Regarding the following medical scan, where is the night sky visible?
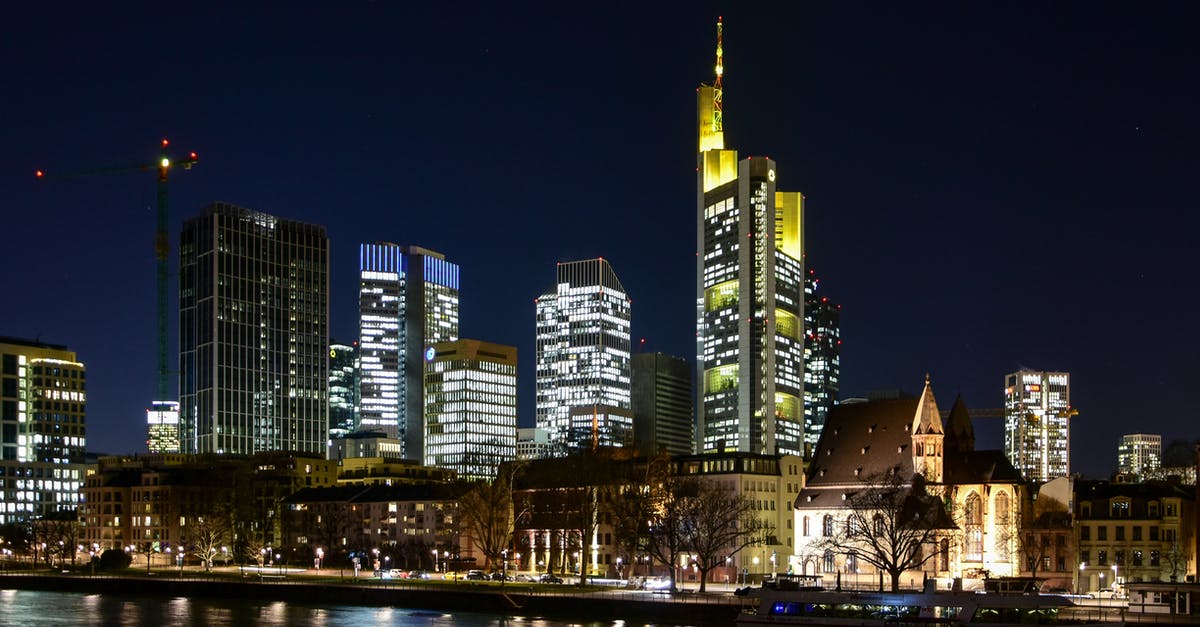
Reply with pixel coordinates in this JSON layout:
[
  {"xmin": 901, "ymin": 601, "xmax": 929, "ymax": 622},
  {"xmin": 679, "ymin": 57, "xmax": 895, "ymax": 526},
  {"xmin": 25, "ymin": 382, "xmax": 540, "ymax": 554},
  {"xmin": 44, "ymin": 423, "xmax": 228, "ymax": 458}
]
[{"xmin": 3, "ymin": 3, "xmax": 1197, "ymax": 479}]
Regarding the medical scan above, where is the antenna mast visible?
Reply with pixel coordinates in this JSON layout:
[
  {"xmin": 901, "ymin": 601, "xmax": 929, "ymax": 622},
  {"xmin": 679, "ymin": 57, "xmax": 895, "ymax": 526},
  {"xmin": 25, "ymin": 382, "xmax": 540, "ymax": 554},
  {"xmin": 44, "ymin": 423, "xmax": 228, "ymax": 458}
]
[{"xmin": 713, "ymin": 16, "xmax": 724, "ymax": 134}]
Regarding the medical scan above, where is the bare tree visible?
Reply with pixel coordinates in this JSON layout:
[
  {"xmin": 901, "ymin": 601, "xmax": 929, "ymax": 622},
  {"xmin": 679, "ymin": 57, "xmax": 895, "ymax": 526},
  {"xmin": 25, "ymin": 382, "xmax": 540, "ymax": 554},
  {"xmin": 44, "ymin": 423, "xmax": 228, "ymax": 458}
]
[
  {"xmin": 459, "ymin": 471, "xmax": 516, "ymax": 571},
  {"xmin": 821, "ymin": 470, "xmax": 955, "ymax": 592},
  {"xmin": 187, "ymin": 515, "xmax": 230, "ymax": 571},
  {"xmin": 644, "ymin": 475, "xmax": 700, "ymax": 593},
  {"xmin": 683, "ymin": 478, "xmax": 773, "ymax": 592}
]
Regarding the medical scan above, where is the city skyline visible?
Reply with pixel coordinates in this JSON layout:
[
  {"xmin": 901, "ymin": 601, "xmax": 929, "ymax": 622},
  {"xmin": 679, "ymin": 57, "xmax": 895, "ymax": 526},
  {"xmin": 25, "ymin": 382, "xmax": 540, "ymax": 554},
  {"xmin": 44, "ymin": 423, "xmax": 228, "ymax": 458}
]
[{"xmin": 3, "ymin": 4, "xmax": 1198, "ymax": 478}]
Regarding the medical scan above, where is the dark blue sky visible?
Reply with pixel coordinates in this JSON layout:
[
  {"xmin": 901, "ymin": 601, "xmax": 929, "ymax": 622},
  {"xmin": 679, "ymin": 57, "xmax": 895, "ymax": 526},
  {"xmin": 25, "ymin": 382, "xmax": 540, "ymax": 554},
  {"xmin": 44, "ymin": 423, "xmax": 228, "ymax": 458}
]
[{"xmin": 3, "ymin": 3, "xmax": 1196, "ymax": 478}]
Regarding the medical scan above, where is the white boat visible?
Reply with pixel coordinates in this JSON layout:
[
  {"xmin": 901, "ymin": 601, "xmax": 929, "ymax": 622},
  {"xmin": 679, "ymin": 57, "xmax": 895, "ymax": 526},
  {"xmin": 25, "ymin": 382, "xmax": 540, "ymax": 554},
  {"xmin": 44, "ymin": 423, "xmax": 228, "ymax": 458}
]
[{"xmin": 737, "ymin": 586, "xmax": 1114, "ymax": 626}]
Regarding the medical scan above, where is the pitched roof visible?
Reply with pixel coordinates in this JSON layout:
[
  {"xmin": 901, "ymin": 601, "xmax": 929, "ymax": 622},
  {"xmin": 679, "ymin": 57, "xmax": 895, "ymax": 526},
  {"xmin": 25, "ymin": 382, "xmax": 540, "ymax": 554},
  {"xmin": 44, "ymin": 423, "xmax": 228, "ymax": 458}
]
[
  {"xmin": 912, "ymin": 375, "xmax": 944, "ymax": 436},
  {"xmin": 944, "ymin": 449, "xmax": 1023, "ymax": 484},
  {"xmin": 796, "ymin": 398, "xmax": 918, "ymax": 510}
]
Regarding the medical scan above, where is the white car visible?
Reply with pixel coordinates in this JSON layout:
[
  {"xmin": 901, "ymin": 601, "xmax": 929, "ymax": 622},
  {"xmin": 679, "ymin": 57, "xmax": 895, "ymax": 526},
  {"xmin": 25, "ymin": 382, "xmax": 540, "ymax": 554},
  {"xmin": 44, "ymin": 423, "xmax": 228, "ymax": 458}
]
[{"xmin": 643, "ymin": 576, "xmax": 672, "ymax": 591}]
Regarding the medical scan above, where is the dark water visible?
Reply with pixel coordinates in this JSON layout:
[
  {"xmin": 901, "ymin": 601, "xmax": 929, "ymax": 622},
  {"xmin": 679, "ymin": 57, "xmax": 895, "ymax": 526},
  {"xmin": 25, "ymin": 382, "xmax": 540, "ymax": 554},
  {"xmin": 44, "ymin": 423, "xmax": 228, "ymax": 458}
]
[{"xmin": 0, "ymin": 589, "xmax": 684, "ymax": 626}]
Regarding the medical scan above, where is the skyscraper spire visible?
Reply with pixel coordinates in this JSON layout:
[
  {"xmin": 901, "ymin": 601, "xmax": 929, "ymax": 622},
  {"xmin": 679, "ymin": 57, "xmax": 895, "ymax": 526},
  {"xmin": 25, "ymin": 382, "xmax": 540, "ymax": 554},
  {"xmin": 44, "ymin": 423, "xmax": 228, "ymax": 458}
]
[{"xmin": 713, "ymin": 16, "xmax": 724, "ymax": 135}]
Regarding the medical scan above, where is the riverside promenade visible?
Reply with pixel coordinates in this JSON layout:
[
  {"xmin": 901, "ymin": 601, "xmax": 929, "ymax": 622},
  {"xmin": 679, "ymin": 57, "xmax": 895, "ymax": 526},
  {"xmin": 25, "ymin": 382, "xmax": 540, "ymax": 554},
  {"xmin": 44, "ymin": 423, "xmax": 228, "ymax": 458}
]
[{"xmin": 0, "ymin": 567, "xmax": 749, "ymax": 626}]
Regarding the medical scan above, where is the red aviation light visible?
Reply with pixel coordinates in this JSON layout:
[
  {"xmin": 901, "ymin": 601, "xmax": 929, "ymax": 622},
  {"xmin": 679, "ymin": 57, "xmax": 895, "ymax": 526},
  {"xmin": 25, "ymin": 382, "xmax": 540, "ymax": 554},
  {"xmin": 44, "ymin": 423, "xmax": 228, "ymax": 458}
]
[
  {"xmin": 162, "ymin": 138, "xmax": 169, "ymax": 147},
  {"xmin": 35, "ymin": 170, "xmax": 44, "ymax": 178},
  {"xmin": 189, "ymin": 152, "xmax": 198, "ymax": 160}
]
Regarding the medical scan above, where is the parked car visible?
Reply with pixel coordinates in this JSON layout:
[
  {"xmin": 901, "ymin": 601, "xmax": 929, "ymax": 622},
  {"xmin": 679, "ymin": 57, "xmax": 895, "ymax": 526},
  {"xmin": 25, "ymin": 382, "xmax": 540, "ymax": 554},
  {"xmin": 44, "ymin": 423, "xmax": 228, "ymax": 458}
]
[
  {"xmin": 407, "ymin": 570, "xmax": 431, "ymax": 580},
  {"xmin": 466, "ymin": 569, "xmax": 488, "ymax": 581},
  {"xmin": 539, "ymin": 573, "xmax": 563, "ymax": 584},
  {"xmin": 514, "ymin": 573, "xmax": 534, "ymax": 582},
  {"xmin": 490, "ymin": 571, "xmax": 511, "ymax": 581},
  {"xmin": 642, "ymin": 576, "xmax": 672, "ymax": 591}
]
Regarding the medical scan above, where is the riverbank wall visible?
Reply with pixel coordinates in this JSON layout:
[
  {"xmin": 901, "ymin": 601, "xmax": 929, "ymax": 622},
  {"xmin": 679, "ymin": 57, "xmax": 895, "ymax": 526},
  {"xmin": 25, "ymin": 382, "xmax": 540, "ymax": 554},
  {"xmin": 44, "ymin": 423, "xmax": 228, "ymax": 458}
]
[{"xmin": 0, "ymin": 574, "xmax": 745, "ymax": 625}]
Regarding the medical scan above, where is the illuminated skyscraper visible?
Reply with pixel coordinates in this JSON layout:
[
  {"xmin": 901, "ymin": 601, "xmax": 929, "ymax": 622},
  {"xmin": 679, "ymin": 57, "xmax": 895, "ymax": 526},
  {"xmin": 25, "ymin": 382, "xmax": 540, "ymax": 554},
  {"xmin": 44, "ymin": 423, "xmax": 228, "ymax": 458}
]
[
  {"xmin": 424, "ymin": 339, "xmax": 517, "ymax": 479},
  {"xmin": 803, "ymin": 270, "xmax": 840, "ymax": 455},
  {"xmin": 358, "ymin": 243, "xmax": 459, "ymax": 459},
  {"xmin": 146, "ymin": 400, "xmax": 180, "ymax": 453},
  {"xmin": 535, "ymin": 258, "xmax": 632, "ymax": 452},
  {"xmin": 328, "ymin": 341, "xmax": 358, "ymax": 440},
  {"xmin": 179, "ymin": 203, "xmax": 329, "ymax": 455},
  {"xmin": 1118, "ymin": 433, "xmax": 1162, "ymax": 479},
  {"xmin": 1004, "ymin": 369, "xmax": 1074, "ymax": 482},
  {"xmin": 696, "ymin": 19, "xmax": 806, "ymax": 456},
  {"xmin": 0, "ymin": 337, "xmax": 87, "ymax": 524}
]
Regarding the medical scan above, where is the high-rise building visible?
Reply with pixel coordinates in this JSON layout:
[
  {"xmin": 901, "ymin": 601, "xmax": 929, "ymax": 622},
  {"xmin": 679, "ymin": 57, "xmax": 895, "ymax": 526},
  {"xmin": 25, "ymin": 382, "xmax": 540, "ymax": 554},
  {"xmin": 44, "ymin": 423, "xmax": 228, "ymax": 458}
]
[
  {"xmin": 1004, "ymin": 369, "xmax": 1074, "ymax": 482},
  {"xmin": 179, "ymin": 202, "xmax": 329, "ymax": 455},
  {"xmin": 328, "ymin": 341, "xmax": 359, "ymax": 440},
  {"xmin": 516, "ymin": 427, "xmax": 552, "ymax": 460},
  {"xmin": 1118, "ymin": 433, "xmax": 1162, "ymax": 479},
  {"xmin": 803, "ymin": 270, "xmax": 840, "ymax": 456},
  {"xmin": 358, "ymin": 243, "xmax": 459, "ymax": 459},
  {"xmin": 0, "ymin": 337, "xmax": 87, "ymax": 524},
  {"xmin": 146, "ymin": 400, "xmax": 180, "ymax": 453},
  {"xmin": 695, "ymin": 20, "xmax": 805, "ymax": 456},
  {"xmin": 631, "ymin": 352, "xmax": 694, "ymax": 456},
  {"xmin": 535, "ymin": 258, "xmax": 632, "ymax": 452},
  {"xmin": 423, "ymin": 339, "xmax": 517, "ymax": 479}
]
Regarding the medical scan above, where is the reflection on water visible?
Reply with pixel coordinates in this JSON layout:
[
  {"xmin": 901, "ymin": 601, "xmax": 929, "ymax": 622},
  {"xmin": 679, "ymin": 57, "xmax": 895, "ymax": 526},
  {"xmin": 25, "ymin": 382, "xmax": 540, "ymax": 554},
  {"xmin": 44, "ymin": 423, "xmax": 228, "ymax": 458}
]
[{"xmin": 0, "ymin": 589, "xmax": 681, "ymax": 626}]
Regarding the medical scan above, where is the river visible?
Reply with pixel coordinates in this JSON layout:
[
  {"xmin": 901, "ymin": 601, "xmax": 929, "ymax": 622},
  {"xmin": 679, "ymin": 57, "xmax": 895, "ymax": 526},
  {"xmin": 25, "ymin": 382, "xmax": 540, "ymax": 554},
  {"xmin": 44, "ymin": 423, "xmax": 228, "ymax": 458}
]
[{"xmin": 0, "ymin": 588, "xmax": 691, "ymax": 626}]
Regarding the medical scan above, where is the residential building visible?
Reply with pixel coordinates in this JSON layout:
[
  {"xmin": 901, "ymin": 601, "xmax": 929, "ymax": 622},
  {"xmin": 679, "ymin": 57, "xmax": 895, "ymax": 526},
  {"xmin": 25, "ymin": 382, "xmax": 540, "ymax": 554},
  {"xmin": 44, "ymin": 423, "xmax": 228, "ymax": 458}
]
[
  {"xmin": 794, "ymin": 378, "xmax": 1026, "ymax": 589},
  {"xmin": 328, "ymin": 341, "xmax": 359, "ymax": 440},
  {"xmin": 358, "ymin": 243, "xmax": 459, "ymax": 459},
  {"xmin": 0, "ymin": 337, "xmax": 88, "ymax": 524},
  {"xmin": 631, "ymin": 352, "xmax": 694, "ymax": 456},
  {"xmin": 803, "ymin": 270, "xmax": 840, "ymax": 457},
  {"xmin": 336, "ymin": 457, "xmax": 456, "ymax": 486},
  {"xmin": 1120, "ymin": 434, "xmax": 1163, "ymax": 480},
  {"xmin": 535, "ymin": 258, "xmax": 632, "ymax": 452},
  {"xmin": 695, "ymin": 22, "xmax": 805, "ymax": 457},
  {"xmin": 179, "ymin": 203, "xmax": 329, "ymax": 456},
  {"xmin": 79, "ymin": 452, "xmax": 337, "ymax": 556},
  {"xmin": 1004, "ymin": 370, "xmax": 1073, "ymax": 482},
  {"xmin": 671, "ymin": 451, "xmax": 803, "ymax": 584},
  {"xmin": 424, "ymin": 339, "xmax": 517, "ymax": 479},
  {"xmin": 1016, "ymin": 477, "xmax": 1077, "ymax": 591},
  {"xmin": 146, "ymin": 401, "xmax": 180, "ymax": 454},
  {"xmin": 284, "ymin": 482, "xmax": 474, "ymax": 572},
  {"xmin": 1075, "ymin": 479, "xmax": 1195, "ymax": 592}
]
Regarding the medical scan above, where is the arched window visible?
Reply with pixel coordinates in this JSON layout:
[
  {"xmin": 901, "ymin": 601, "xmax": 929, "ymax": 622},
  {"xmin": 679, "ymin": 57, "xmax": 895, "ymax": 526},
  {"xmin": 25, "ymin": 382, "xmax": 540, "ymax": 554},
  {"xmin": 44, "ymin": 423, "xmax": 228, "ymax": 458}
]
[
  {"xmin": 823, "ymin": 550, "xmax": 835, "ymax": 573},
  {"xmin": 964, "ymin": 492, "xmax": 983, "ymax": 561},
  {"xmin": 823, "ymin": 514, "xmax": 834, "ymax": 537},
  {"xmin": 939, "ymin": 538, "xmax": 950, "ymax": 571},
  {"xmin": 993, "ymin": 492, "xmax": 1011, "ymax": 560},
  {"xmin": 873, "ymin": 514, "xmax": 884, "ymax": 537},
  {"xmin": 803, "ymin": 515, "xmax": 810, "ymax": 537}
]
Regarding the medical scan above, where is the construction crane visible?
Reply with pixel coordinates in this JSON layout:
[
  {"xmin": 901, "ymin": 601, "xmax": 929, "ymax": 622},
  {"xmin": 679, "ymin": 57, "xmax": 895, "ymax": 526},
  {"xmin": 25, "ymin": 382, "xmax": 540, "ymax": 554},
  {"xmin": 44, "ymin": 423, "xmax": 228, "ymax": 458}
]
[{"xmin": 36, "ymin": 139, "xmax": 198, "ymax": 402}]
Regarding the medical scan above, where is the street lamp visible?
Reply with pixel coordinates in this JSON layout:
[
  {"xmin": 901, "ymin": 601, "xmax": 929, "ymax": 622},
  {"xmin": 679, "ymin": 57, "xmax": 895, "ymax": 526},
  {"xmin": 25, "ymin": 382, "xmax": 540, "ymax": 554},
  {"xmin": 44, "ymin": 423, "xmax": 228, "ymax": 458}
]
[
  {"xmin": 315, "ymin": 547, "xmax": 323, "ymax": 571},
  {"xmin": 1078, "ymin": 562, "xmax": 1086, "ymax": 594},
  {"xmin": 1111, "ymin": 564, "xmax": 1119, "ymax": 596},
  {"xmin": 502, "ymin": 549, "xmax": 508, "ymax": 584},
  {"xmin": 617, "ymin": 557, "xmax": 623, "ymax": 581},
  {"xmin": 432, "ymin": 549, "xmax": 439, "ymax": 572}
]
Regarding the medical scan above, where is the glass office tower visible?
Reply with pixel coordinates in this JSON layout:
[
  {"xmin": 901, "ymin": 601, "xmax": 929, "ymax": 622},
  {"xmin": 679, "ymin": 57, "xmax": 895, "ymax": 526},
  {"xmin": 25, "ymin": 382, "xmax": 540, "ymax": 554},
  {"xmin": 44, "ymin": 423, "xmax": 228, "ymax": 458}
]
[{"xmin": 179, "ymin": 202, "xmax": 329, "ymax": 455}]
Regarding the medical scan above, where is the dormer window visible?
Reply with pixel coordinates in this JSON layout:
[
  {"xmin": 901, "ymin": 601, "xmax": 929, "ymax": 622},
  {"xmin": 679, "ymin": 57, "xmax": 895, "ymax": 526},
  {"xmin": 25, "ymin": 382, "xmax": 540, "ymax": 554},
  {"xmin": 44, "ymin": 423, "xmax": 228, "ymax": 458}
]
[
  {"xmin": 861, "ymin": 446, "xmax": 869, "ymax": 455},
  {"xmin": 1110, "ymin": 499, "xmax": 1131, "ymax": 518}
]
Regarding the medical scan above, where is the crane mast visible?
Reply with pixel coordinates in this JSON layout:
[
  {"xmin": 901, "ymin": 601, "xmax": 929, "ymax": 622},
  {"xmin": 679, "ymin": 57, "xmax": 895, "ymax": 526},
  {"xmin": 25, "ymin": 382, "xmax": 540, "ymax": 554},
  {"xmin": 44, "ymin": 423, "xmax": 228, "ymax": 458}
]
[{"xmin": 37, "ymin": 140, "xmax": 197, "ymax": 404}]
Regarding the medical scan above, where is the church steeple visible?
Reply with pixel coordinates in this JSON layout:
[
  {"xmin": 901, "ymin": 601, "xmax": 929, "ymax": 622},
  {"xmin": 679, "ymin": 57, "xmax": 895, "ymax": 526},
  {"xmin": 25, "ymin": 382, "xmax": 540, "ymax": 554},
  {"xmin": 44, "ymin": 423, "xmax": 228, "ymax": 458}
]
[
  {"xmin": 944, "ymin": 393, "xmax": 976, "ymax": 453},
  {"xmin": 911, "ymin": 374, "xmax": 945, "ymax": 482}
]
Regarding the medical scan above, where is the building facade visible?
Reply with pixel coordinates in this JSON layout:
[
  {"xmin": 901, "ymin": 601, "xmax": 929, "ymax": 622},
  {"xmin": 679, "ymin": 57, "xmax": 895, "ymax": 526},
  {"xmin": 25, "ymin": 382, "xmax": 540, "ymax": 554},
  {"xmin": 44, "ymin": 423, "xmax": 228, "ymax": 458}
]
[
  {"xmin": 146, "ymin": 400, "xmax": 180, "ymax": 454},
  {"xmin": 1004, "ymin": 370, "xmax": 1073, "ymax": 482},
  {"xmin": 631, "ymin": 352, "xmax": 694, "ymax": 457},
  {"xmin": 794, "ymin": 378, "xmax": 1025, "ymax": 589},
  {"xmin": 1120, "ymin": 434, "xmax": 1163, "ymax": 480},
  {"xmin": 0, "ymin": 337, "xmax": 88, "ymax": 524},
  {"xmin": 358, "ymin": 243, "xmax": 459, "ymax": 459},
  {"xmin": 535, "ymin": 259, "xmax": 632, "ymax": 452},
  {"xmin": 695, "ymin": 25, "xmax": 805, "ymax": 457},
  {"xmin": 803, "ymin": 270, "xmax": 840, "ymax": 457},
  {"xmin": 1075, "ymin": 479, "xmax": 1196, "ymax": 592},
  {"xmin": 179, "ymin": 203, "xmax": 329, "ymax": 455},
  {"xmin": 423, "ymin": 339, "xmax": 517, "ymax": 479},
  {"xmin": 328, "ymin": 341, "xmax": 359, "ymax": 441}
]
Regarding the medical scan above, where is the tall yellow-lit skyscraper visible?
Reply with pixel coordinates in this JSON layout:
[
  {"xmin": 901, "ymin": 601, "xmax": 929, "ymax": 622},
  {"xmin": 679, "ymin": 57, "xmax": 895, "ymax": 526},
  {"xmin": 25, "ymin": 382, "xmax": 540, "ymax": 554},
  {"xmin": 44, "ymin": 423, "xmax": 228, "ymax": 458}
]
[{"xmin": 696, "ymin": 18, "xmax": 806, "ymax": 456}]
